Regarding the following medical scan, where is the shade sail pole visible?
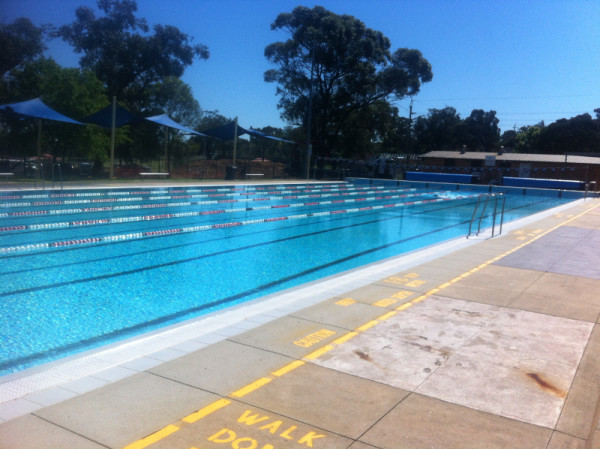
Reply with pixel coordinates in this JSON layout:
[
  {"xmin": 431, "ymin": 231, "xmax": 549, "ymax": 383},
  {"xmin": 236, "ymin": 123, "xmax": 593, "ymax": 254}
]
[
  {"xmin": 109, "ymin": 96, "xmax": 116, "ymax": 180},
  {"xmin": 36, "ymin": 119, "xmax": 42, "ymax": 158},
  {"xmin": 164, "ymin": 126, "xmax": 169, "ymax": 172},
  {"xmin": 233, "ymin": 117, "xmax": 238, "ymax": 166}
]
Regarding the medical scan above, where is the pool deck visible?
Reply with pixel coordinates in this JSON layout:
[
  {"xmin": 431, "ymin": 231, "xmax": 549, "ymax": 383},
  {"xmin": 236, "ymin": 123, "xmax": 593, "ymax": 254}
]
[{"xmin": 1, "ymin": 182, "xmax": 600, "ymax": 449}]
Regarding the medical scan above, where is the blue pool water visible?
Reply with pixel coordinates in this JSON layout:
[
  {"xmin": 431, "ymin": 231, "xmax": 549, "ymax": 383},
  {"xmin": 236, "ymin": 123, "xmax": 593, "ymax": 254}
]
[{"xmin": 0, "ymin": 180, "xmax": 581, "ymax": 376}]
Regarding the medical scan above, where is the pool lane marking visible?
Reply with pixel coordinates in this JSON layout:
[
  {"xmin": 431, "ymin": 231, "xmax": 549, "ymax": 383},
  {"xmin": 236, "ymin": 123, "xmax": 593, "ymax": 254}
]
[
  {"xmin": 0, "ymin": 189, "xmax": 433, "ymax": 231},
  {"xmin": 0, "ymin": 183, "xmax": 387, "ymax": 203},
  {"xmin": 0, "ymin": 193, "xmax": 484, "ymax": 254},
  {"xmin": 0, "ymin": 184, "xmax": 386, "ymax": 204},
  {"xmin": 120, "ymin": 202, "xmax": 598, "ymax": 449},
  {"xmin": 0, "ymin": 185, "xmax": 406, "ymax": 217}
]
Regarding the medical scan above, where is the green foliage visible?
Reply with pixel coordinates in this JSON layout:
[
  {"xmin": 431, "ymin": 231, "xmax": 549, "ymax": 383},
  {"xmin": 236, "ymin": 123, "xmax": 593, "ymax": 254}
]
[
  {"xmin": 514, "ymin": 123, "xmax": 544, "ymax": 153},
  {"xmin": 56, "ymin": 0, "xmax": 209, "ymax": 100},
  {"xmin": 537, "ymin": 114, "xmax": 600, "ymax": 153},
  {"xmin": 463, "ymin": 109, "xmax": 500, "ymax": 151},
  {"xmin": 0, "ymin": 57, "xmax": 109, "ymax": 163},
  {"xmin": 413, "ymin": 107, "xmax": 464, "ymax": 153},
  {"xmin": 0, "ymin": 17, "xmax": 48, "ymax": 75},
  {"xmin": 264, "ymin": 5, "xmax": 432, "ymax": 155}
]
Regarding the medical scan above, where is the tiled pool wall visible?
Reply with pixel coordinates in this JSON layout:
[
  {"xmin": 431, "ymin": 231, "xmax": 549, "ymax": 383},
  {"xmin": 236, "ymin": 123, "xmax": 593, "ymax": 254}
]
[{"xmin": 347, "ymin": 177, "xmax": 588, "ymax": 200}]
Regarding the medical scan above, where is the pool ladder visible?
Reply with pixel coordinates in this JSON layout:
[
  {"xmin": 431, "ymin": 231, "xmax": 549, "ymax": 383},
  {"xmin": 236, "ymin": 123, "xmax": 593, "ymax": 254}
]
[
  {"xmin": 34, "ymin": 162, "xmax": 63, "ymax": 190},
  {"xmin": 467, "ymin": 193, "xmax": 505, "ymax": 239}
]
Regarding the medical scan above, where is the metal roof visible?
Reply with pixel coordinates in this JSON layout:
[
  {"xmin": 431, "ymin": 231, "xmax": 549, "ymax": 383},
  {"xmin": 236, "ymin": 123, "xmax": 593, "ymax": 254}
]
[{"xmin": 420, "ymin": 151, "xmax": 600, "ymax": 165}]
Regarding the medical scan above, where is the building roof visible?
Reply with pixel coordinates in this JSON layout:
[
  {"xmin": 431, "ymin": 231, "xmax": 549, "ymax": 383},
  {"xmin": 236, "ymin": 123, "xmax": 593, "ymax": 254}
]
[{"xmin": 421, "ymin": 151, "xmax": 600, "ymax": 165}]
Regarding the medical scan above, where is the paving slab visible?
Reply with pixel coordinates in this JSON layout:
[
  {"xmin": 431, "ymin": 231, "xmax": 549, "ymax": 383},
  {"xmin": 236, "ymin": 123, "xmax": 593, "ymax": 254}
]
[
  {"xmin": 359, "ymin": 393, "xmax": 553, "ymax": 449},
  {"xmin": 147, "ymin": 398, "xmax": 355, "ymax": 449},
  {"xmin": 313, "ymin": 295, "xmax": 593, "ymax": 428},
  {"xmin": 34, "ymin": 372, "xmax": 220, "ymax": 449},
  {"xmin": 232, "ymin": 362, "xmax": 410, "ymax": 440},
  {"xmin": 556, "ymin": 325, "xmax": 600, "ymax": 439},
  {"xmin": 228, "ymin": 315, "xmax": 348, "ymax": 359},
  {"xmin": 0, "ymin": 414, "xmax": 106, "ymax": 449},
  {"xmin": 148, "ymin": 340, "xmax": 294, "ymax": 396},
  {"xmin": 289, "ymin": 297, "xmax": 389, "ymax": 328}
]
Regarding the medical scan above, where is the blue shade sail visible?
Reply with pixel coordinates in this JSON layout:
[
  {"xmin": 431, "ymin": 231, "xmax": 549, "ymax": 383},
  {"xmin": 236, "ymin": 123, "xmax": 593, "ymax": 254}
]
[{"xmin": 0, "ymin": 98, "xmax": 83, "ymax": 125}]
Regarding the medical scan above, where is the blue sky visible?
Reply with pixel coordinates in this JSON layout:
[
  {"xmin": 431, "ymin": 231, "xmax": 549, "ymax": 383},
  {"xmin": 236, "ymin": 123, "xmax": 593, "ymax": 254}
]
[{"xmin": 2, "ymin": 0, "xmax": 599, "ymax": 133}]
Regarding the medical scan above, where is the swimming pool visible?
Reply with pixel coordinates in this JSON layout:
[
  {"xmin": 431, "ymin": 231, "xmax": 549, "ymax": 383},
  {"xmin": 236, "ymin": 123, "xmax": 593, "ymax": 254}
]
[{"xmin": 0, "ymin": 180, "xmax": 582, "ymax": 376}]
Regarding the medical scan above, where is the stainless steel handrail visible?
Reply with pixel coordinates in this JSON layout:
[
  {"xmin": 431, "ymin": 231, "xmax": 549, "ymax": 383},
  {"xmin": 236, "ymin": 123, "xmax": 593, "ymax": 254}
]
[
  {"xmin": 52, "ymin": 163, "xmax": 63, "ymax": 190},
  {"xmin": 467, "ymin": 193, "xmax": 505, "ymax": 238}
]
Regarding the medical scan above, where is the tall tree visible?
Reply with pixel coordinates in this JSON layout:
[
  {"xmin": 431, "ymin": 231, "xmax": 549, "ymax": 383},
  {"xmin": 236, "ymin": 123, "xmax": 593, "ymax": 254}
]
[
  {"xmin": 0, "ymin": 17, "xmax": 48, "ymax": 76},
  {"xmin": 538, "ymin": 114, "xmax": 600, "ymax": 154},
  {"xmin": 264, "ymin": 5, "xmax": 432, "ymax": 155},
  {"xmin": 463, "ymin": 109, "xmax": 500, "ymax": 151},
  {"xmin": 413, "ymin": 107, "xmax": 464, "ymax": 152},
  {"xmin": 514, "ymin": 123, "xmax": 544, "ymax": 153},
  {"xmin": 56, "ymin": 0, "xmax": 209, "ymax": 101}
]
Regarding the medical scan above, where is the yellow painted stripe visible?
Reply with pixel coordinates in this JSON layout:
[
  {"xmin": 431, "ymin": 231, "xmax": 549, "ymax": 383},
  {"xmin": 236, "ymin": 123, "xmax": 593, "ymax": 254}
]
[
  {"xmin": 411, "ymin": 295, "xmax": 427, "ymax": 303},
  {"xmin": 396, "ymin": 302, "xmax": 413, "ymax": 311},
  {"xmin": 438, "ymin": 282, "xmax": 452, "ymax": 288},
  {"xmin": 304, "ymin": 344, "xmax": 335, "ymax": 360},
  {"xmin": 356, "ymin": 320, "xmax": 379, "ymax": 332},
  {"xmin": 183, "ymin": 398, "xmax": 231, "ymax": 424},
  {"xmin": 272, "ymin": 360, "xmax": 305, "ymax": 377},
  {"xmin": 378, "ymin": 310, "xmax": 397, "ymax": 321},
  {"xmin": 123, "ymin": 424, "xmax": 180, "ymax": 449},
  {"xmin": 332, "ymin": 331, "xmax": 358, "ymax": 345},
  {"xmin": 230, "ymin": 377, "xmax": 272, "ymax": 398}
]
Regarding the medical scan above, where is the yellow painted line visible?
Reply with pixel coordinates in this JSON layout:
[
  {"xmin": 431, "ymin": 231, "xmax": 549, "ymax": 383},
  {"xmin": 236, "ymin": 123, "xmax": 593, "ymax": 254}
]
[
  {"xmin": 391, "ymin": 290, "xmax": 414, "ymax": 299},
  {"xmin": 356, "ymin": 320, "xmax": 379, "ymax": 332},
  {"xmin": 304, "ymin": 345, "xmax": 335, "ymax": 360},
  {"xmin": 123, "ymin": 424, "xmax": 180, "ymax": 449},
  {"xmin": 411, "ymin": 295, "xmax": 427, "ymax": 303},
  {"xmin": 438, "ymin": 282, "xmax": 452, "ymax": 289},
  {"xmin": 335, "ymin": 298, "xmax": 356, "ymax": 306},
  {"xmin": 396, "ymin": 302, "xmax": 413, "ymax": 311},
  {"xmin": 373, "ymin": 297, "xmax": 398, "ymax": 307},
  {"xmin": 183, "ymin": 398, "xmax": 231, "ymax": 424},
  {"xmin": 272, "ymin": 360, "xmax": 305, "ymax": 377},
  {"xmin": 426, "ymin": 287, "xmax": 441, "ymax": 294},
  {"xmin": 230, "ymin": 377, "xmax": 272, "ymax": 398},
  {"xmin": 378, "ymin": 310, "xmax": 397, "ymax": 321},
  {"xmin": 332, "ymin": 331, "xmax": 358, "ymax": 345}
]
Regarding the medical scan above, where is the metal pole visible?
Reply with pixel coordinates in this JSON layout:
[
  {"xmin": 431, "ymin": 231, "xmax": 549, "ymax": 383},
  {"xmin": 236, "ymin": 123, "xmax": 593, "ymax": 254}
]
[
  {"xmin": 306, "ymin": 42, "xmax": 315, "ymax": 180},
  {"xmin": 37, "ymin": 119, "xmax": 42, "ymax": 158},
  {"xmin": 233, "ymin": 117, "xmax": 238, "ymax": 167},
  {"xmin": 164, "ymin": 127, "xmax": 168, "ymax": 172},
  {"xmin": 109, "ymin": 96, "xmax": 116, "ymax": 180}
]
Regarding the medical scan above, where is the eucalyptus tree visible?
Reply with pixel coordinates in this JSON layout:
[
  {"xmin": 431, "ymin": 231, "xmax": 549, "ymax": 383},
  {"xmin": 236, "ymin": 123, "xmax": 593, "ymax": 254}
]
[
  {"xmin": 56, "ymin": 0, "xmax": 209, "ymax": 103},
  {"xmin": 413, "ymin": 107, "xmax": 464, "ymax": 153},
  {"xmin": 264, "ymin": 5, "xmax": 432, "ymax": 156},
  {"xmin": 0, "ymin": 17, "xmax": 48, "ymax": 76},
  {"xmin": 463, "ymin": 109, "xmax": 500, "ymax": 151}
]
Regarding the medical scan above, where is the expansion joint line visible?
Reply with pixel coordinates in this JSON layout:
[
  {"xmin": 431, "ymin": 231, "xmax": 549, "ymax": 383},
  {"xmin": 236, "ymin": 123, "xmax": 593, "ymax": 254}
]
[{"xmin": 122, "ymin": 202, "xmax": 598, "ymax": 449}]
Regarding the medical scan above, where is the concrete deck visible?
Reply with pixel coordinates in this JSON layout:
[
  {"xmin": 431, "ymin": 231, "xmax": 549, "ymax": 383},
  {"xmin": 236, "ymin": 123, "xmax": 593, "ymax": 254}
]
[{"xmin": 1, "ymin": 197, "xmax": 599, "ymax": 449}]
